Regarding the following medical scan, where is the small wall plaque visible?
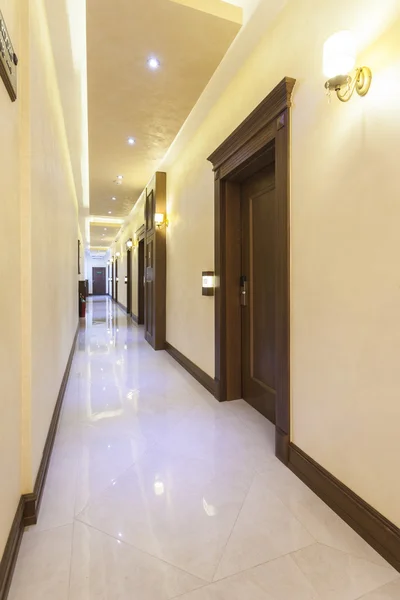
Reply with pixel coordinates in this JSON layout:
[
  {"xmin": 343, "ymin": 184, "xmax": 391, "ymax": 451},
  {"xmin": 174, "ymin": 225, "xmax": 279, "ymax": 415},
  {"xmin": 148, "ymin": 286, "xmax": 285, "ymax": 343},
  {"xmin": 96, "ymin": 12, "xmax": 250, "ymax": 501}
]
[
  {"xmin": 202, "ymin": 271, "xmax": 215, "ymax": 296},
  {"xmin": 0, "ymin": 11, "xmax": 18, "ymax": 102}
]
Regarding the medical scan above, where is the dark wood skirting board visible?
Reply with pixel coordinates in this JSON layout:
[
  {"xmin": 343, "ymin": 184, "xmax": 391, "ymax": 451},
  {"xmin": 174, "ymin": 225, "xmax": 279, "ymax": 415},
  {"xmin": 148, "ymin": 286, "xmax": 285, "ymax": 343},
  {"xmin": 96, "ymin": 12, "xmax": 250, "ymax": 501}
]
[
  {"xmin": 165, "ymin": 342, "xmax": 217, "ymax": 397},
  {"xmin": 289, "ymin": 444, "xmax": 400, "ymax": 572},
  {"xmin": 0, "ymin": 499, "xmax": 25, "ymax": 600},
  {"xmin": 131, "ymin": 313, "xmax": 139, "ymax": 324},
  {"xmin": 0, "ymin": 323, "xmax": 79, "ymax": 599},
  {"xmin": 23, "ymin": 323, "xmax": 80, "ymax": 526},
  {"xmin": 115, "ymin": 299, "xmax": 128, "ymax": 314}
]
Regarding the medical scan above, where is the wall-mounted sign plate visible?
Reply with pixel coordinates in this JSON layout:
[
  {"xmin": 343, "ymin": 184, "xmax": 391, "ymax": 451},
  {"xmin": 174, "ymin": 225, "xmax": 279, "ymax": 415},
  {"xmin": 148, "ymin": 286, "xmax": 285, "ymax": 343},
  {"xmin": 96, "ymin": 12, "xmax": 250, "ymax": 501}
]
[{"xmin": 0, "ymin": 11, "xmax": 18, "ymax": 102}]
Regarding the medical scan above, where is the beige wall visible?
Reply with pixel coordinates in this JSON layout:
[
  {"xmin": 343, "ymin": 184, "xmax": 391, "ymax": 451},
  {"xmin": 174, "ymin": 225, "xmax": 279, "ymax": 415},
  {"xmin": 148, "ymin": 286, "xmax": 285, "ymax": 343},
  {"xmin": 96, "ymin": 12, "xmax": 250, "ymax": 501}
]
[
  {"xmin": 0, "ymin": 0, "xmax": 88, "ymax": 557},
  {"xmin": 160, "ymin": 0, "xmax": 400, "ymax": 526},
  {"xmin": 0, "ymin": 0, "xmax": 22, "ymax": 561}
]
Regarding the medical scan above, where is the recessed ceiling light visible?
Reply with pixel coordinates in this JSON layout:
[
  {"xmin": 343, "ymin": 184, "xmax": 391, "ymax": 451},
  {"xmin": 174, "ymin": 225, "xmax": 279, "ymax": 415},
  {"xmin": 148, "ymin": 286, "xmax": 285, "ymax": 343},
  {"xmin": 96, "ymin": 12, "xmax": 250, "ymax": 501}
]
[
  {"xmin": 112, "ymin": 197, "xmax": 116, "ymax": 200},
  {"xmin": 117, "ymin": 175, "xmax": 123, "ymax": 180},
  {"xmin": 147, "ymin": 57, "xmax": 160, "ymax": 70},
  {"xmin": 127, "ymin": 137, "xmax": 135, "ymax": 145},
  {"xmin": 108, "ymin": 211, "xmax": 112, "ymax": 214},
  {"xmin": 104, "ymin": 228, "xmax": 107, "ymax": 231}
]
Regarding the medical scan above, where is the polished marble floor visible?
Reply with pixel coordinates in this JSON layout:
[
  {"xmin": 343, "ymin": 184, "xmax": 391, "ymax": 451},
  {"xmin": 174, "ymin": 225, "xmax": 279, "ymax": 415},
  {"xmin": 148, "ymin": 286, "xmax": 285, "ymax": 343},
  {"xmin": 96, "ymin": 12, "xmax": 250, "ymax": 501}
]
[{"xmin": 9, "ymin": 297, "xmax": 400, "ymax": 599}]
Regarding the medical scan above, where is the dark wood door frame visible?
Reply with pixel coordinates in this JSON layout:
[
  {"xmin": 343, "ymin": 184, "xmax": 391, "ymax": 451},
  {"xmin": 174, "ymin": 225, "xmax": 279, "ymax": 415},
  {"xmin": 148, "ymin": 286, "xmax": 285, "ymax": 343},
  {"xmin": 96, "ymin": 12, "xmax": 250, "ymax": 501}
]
[
  {"xmin": 136, "ymin": 225, "xmax": 145, "ymax": 324},
  {"xmin": 115, "ymin": 258, "xmax": 118, "ymax": 303},
  {"xmin": 111, "ymin": 262, "xmax": 114, "ymax": 299},
  {"xmin": 126, "ymin": 247, "xmax": 132, "ymax": 315},
  {"xmin": 208, "ymin": 77, "xmax": 295, "ymax": 464},
  {"xmin": 144, "ymin": 173, "xmax": 167, "ymax": 350}
]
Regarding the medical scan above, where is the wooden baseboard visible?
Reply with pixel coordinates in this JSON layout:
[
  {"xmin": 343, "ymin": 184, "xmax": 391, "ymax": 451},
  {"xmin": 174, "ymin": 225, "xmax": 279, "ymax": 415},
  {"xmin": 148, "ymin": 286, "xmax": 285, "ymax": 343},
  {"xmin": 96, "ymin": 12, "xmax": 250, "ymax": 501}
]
[
  {"xmin": 131, "ymin": 313, "xmax": 138, "ymax": 323},
  {"xmin": 115, "ymin": 299, "xmax": 128, "ymax": 314},
  {"xmin": 275, "ymin": 427, "xmax": 289, "ymax": 465},
  {"xmin": 0, "ymin": 324, "xmax": 79, "ymax": 599},
  {"xmin": 23, "ymin": 323, "xmax": 79, "ymax": 526},
  {"xmin": 289, "ymin": 444, "xmax": 400, "ymax": 572},
  {"xmin": 165, "ymin": 342, "xmax": 217, "ymax": 397},
  {"xmin": 0, "ymin": 499, "xmax": 25, "ymax": 600}
]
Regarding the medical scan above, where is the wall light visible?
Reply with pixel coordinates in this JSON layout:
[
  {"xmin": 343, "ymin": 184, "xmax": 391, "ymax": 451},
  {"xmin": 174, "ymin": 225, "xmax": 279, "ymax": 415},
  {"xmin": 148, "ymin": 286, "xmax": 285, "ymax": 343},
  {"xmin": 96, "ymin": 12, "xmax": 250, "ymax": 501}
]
[
  {"xmin": 124, "ymin": 275, "xmax": 128, "ymax": 284},
  {"xmin": 202, "ymin": 271, "xmax": 215, "ymax": 296},
  {"xmin": 155, "ymin": 213, "xmax": 169, "ymax": 228},
  {"xmin": 323, "ymin": 31, "xmax": 372, "ymax": 102},
  {"xmin": 126, "ymin": 239, "xmax": 133, "ymax": 251},
  {"xmin": 115, "ymin": 251, "xmax": 121, "ymax": 258}
]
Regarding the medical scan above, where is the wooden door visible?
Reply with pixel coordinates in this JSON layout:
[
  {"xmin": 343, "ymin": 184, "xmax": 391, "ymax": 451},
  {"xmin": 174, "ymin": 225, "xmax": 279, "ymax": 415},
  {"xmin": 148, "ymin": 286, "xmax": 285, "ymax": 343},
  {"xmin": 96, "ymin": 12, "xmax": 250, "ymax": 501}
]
[
  {"xmin": 115, "ymin": 259, "xmax": 118, "ymax": 303},
  {"xmin": 111, "ymin": 263, "xmax": 114, "ymax": 299},
  {"xmin": 144, "ymin": 236, "xmax": 154, "ymax": 343},
  {"xmin": 138, "ymin": 238, "xmax": 145, "ymax": 324},
  {"xmin": 241, "ymin": 165, "xmax": 276, "ymax": 423},
  {"xmin": 92, "ymin": 267, "xmax": 106, "ymax": 295},
  {"xmin": 127, "ymin": 250, "xmax": 132, "ymax": 315}
]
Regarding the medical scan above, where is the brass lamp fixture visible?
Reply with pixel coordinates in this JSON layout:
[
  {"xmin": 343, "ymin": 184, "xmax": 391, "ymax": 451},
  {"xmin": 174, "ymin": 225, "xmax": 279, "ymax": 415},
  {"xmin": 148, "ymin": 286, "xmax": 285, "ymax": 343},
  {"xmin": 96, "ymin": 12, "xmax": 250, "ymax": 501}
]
[
  {"xmin": 115, "ymin": 251, "xmax": 121, "ymax": 258},
  {"xmin": 126, "ymin": 238, "xmax": 133, "ymax": 251},
  {"xmin": 323, "ymin": 31, "xmax": 372, "ymax": 102},
  {"xmin": 155, "ymin": 213, "xmax": 169, "ymax": 228}
]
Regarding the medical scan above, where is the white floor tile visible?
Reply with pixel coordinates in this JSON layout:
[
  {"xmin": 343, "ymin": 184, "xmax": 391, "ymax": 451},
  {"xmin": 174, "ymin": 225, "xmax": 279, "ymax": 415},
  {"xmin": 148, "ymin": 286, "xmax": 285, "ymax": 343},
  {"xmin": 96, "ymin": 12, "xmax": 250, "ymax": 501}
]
[
  {"xmin": 69, "ymin": 521, "xmax": 205, "ymax": 599},
  {"xmin": 214, "ymin": 472, "xmax": 314, "ymax": 580},
  {"xmin": 78, "ymin": 445, "xmax": 253, "ymax": 581},
  {"xmin": 357, "ymin": 578, "xmax": 400, "ymax": 599},
  {"xmin": 292, "ymin": 543, "xmax": 398, "ymax": 600},
  {"xmin": 260, "ymin": 461, "xmax": 395, "ymax": 568},
  {"xmin": 8, "ymin": 525, "xmax": 72, "ymax": 600},
  {"xmin": 9, "ymin": 298, "xmax": 398, "ymax": 599},
  {"xmin": 169, "ymin": 555, "xmax": 318, "ymax": 599}
]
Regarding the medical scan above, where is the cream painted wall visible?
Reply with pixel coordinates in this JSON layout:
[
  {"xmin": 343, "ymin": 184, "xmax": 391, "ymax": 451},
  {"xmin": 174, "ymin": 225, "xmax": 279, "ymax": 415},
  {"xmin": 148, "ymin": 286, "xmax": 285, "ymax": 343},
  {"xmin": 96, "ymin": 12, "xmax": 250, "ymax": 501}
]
[
  {"xmin": 0, "ymin": 0, "xmax": 22, "ymax": 560},
  {"xmin": 161, "ymin": 0, "xmax": 400, "ymax": 526},
  {"xmin": 0, "ymin": 0, "xmax": 88, "ymax": 557},
  {"xmin": 28, "ymin": 0, "xmax": 88, "ymax": 481}
]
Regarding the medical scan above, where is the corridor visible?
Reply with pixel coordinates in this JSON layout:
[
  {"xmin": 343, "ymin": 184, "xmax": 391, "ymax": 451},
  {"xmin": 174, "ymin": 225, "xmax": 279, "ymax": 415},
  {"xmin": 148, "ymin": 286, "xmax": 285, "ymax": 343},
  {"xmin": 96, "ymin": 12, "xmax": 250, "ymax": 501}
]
[{"xmin": 9, "ymin": 298, "xmax": 399, "ymax": 600}]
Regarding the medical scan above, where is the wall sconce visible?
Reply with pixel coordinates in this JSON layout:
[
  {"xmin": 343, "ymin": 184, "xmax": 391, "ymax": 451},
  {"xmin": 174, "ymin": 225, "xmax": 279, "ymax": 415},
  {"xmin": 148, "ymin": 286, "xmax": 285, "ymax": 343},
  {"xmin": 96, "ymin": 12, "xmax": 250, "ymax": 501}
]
[
  {"xmin": 115, "ymin": 251, "xmax": 121, "ymax": 258},
  {"xmin": 155, "ymin": 213, "xmax": 169, "ymax": 228},
  {"xmin": 126, "ymin": 239, "xmax": 133, "ymax": 251},
  {"xmin": 202, "ymin": 271, "xmax": 215, "ymax": 296},
  {"xmin": 323, "ymin": 31, "xmax": 372, "ymax": 102},
  {"xmin": 124, "ymin": 275, "xmax": 128, "ymax": 284}
]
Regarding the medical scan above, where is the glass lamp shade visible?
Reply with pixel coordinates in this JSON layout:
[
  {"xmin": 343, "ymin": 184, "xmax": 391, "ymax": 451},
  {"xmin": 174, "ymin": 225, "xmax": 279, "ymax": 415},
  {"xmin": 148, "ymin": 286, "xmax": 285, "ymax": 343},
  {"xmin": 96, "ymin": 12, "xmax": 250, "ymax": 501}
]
[
  {"xmin": 323, "ymin": 31, "xmax": 356, "ymax": 78},
  {"xmin": 155, "ymin": 213, "xmax": 164, "ymax": 225}
]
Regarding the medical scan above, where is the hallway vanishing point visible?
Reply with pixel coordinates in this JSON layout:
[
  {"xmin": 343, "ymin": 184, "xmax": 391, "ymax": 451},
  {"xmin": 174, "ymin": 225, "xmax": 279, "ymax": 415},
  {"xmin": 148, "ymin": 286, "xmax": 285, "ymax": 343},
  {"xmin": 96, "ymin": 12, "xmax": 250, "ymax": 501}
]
[{"xmin": 9, "ymin": 298, "xmax": 400, "ymax": 599}]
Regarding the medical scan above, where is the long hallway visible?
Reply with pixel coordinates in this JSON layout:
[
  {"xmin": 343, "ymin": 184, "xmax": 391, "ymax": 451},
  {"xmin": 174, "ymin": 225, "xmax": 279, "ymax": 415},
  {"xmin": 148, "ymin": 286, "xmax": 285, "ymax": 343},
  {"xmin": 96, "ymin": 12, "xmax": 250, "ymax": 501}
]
[{"xmin": 9, "ymin": 298, "xmax": 399, "ymax": 600}]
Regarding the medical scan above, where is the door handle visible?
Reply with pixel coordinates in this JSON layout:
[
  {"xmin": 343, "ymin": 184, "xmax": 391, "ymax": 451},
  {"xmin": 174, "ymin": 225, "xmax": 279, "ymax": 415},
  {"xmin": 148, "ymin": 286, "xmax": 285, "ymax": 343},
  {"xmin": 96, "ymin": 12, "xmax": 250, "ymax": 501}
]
[{"xmin": 240, "ymin": 275, "xmax": 247, "ymax": 306}]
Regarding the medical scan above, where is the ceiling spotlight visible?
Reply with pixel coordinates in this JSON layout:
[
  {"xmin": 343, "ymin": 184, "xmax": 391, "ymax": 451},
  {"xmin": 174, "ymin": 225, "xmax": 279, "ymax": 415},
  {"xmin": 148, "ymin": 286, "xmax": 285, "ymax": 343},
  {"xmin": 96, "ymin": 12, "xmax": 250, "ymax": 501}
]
[
  {"xmin": 117, "ymin": 175, "xmax": 123, "ymax": 180},
  {"xmin": 112, "ymin": 197, "xmax": 116, "ymax": 200},
  {"xmin": 104, "ymin": 228, "xmax": 107, "ymax": 231},
  {"xmin": 108, "ymin": 211, "xmax": 112, "ymax": 214},
  {"xmin": 147, "ymin": 57, "xmax": 160, "ymax": 70},
  {"xmin": 128, "ymin": 137, "xmax": 135, "ymax": 145}
]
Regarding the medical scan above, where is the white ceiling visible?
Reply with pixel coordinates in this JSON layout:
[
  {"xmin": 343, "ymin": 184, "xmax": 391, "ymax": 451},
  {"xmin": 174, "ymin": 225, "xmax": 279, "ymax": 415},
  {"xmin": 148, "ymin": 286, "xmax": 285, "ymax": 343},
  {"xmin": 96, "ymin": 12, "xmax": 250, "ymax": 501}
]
[{"xmin": 86, "ymin": 0, "xmax": 241, "ymax": 249}]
